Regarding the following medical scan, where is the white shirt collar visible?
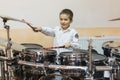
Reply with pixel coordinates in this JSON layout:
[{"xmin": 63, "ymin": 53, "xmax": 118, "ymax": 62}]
[{"xmin": 59, "ymin": 27, "xmax": 71, "ymax": 33}]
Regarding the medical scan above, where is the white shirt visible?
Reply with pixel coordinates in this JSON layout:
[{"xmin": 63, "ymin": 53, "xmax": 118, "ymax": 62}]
[{"xmin": 41, "ymin": 26, "xmax": 80, "ymax": 55}]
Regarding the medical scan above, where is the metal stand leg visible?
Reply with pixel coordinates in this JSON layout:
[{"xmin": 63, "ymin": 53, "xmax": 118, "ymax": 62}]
[{"xmin": 0, "ymin": 61, "xmax": 5, "ymax": 80}]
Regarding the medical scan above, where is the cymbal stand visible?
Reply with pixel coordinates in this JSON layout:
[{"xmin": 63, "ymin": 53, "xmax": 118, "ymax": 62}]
[
  {"xmin": 42, "ymin": 50, "xmax": 47, "ymax": 76},
  {"xmin": 85, "ymin": 39, "xmax": 93, "ymax": 80},
  {"xmin": 3, "ymin": 19, "xmax": 13, "ymax": 80}
]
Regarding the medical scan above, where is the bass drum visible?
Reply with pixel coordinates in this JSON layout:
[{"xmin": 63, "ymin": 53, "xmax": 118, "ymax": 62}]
[{"xmin": 59, "ymin": 49, "xmax": 88, "ymax": 78}]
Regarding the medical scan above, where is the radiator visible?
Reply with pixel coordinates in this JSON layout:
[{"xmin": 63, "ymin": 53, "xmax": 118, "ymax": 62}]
[{"xmin": 79, "ymin": 36, "xmax": 120, "ymax": 55}]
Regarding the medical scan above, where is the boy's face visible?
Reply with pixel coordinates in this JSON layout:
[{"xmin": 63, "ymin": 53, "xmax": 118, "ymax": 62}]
[{"xmin": 59, "ymin": 14, "xmax": 72, "ymax": 30}]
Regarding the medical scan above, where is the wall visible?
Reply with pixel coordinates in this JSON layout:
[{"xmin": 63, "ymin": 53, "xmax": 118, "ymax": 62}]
[{"xmin": 0, "ymin": 0, "xmax": 120, "ymax": 28}]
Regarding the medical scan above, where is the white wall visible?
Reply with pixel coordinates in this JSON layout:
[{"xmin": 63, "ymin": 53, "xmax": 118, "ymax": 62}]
[{"xmin": 0, "ymin": 0, "xmax": 120, "ymax": 29}]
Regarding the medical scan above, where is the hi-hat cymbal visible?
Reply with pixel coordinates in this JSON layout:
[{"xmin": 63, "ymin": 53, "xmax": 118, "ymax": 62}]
[
  {"xmin": 0, "ymin": 15, "xmax": 27, "ymax": 23},
  {"xmin": 109, "ymin": 18, "xmax": 120, "ymax": 21},
  {"xmin": 0, "ymin": 38, "xmax": 26, "ymax": 51}
]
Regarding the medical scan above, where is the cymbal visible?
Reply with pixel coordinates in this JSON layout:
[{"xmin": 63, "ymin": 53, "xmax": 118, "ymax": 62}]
[
  {"xmin": 0, "ymin": 38, "xmax": 26, "ymax": 51},
  {"xmin": 0, "ymin": 15, "xmax": 27, "ymax": 23},
  {"xmin": 102, "ymin": 40, "xmax": 120, "ymax": 48},
  {"xmin": 109, "ymin": 18, "xmax": 120, "ymax": 21}
]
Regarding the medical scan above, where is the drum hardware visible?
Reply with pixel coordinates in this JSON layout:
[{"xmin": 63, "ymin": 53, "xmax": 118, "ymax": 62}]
[
  {"xmin": 109, "ymin": 57, "xmax": 120, "ymax": 80},
  {"xmin": 18, "ymin": 60, "xmax": 87, "ymax": 79},
  {"xmin": 2, "ymin": 17, "xmax": 12, "ymax": 80},
  {"xmin": 0, "ymin": 56, "xmax": 18, "ymax": 80},
  {"xmin": 18, "ymin": 60, "xmax": 87, "ymax": 71},
  {"xmin": 85, "ymin": 39, "xmax": 94, "ymax": 80},
  {"xmin": 0, "ymin": 53, "xmax": 8, "ymax": 80},
  {"xmin": 96, "ymin": 66, "xmax": 112, "ymax": 71},
  {"xmin": 104, "ymin": 54, "xmax": 119, "ymax": 80},
  {"xmin": 0, "ymin": 16, "xmax": 26, "ymax": 80},
  {"xmin": 42, "ymin": 61, "xmax": 49, "ymax": 76}
]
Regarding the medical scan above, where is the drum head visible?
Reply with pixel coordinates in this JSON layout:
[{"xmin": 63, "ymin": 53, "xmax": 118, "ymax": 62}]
[
  {"xmin": 28, "ymin": 49, "xmax": 57, "ymax": 56},
  {"xmin": 59, "ymin": 49, "xmax": 88, "ymax": 57},
  {"xmin": 21, "ymin": 43, "xmax": 43, "ymax": 50}
]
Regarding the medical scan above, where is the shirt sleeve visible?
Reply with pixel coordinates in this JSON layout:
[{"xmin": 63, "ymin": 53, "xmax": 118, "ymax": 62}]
[
  {"xmin": 70, "ymin": 32, "xmax": 80, "ymax": 49},
  {"xmin": 40, "ymin": 27, "xmax": 55, "ymax": 37}
]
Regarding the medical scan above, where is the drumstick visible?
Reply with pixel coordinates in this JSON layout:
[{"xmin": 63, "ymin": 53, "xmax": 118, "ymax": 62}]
[
  {"xmin": 22, "ymin": 19, "xmax": 37, "ymax": 31},
  {"xmin": 42, "ymin": 46, "xmax": 65, "ymax": 50},
  {"xmin": 25, "ymin": 22, "xmax": 35, "ymax": 30}
]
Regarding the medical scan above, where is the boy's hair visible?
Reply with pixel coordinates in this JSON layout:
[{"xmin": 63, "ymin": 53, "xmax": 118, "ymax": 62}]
[{"xmin": 60, "ymin": 9, "xmax": 73, "ymax": 21}]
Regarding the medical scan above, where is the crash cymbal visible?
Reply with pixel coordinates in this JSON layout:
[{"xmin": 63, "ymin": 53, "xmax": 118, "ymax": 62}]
[
  {"xmin": 0, "ymin": 38, "xmax": 26, "ymax": 51},
  {"xmin": 109, "ymin": 18, "xmax": 120, "ymax": 21},
  {"xmin": 0, "ymin": 15, "xmax": 27, "ymax": 23}
]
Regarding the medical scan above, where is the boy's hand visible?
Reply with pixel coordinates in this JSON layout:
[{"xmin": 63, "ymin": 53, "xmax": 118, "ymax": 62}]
[{"xmin": 64, "ymin": 42, "xmax": 71, "ymax": 48}]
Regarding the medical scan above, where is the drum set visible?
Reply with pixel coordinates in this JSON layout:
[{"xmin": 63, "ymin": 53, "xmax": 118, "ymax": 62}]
[{"xmin": 0, "ymin": 16, "xmax": 120, "ymax": 80}]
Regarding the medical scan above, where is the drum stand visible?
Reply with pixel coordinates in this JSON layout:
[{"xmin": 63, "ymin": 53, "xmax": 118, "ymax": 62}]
[
  {"xmin": 1, "ymin": 18, "xmax": 14, "ymax": 80},
  {"xmin": 85, "ymin": 39, "xmax": 94, "ymax": 80},
  {"xmin": 0, "ymin": 58, "xmax": 6, "ymax": 80}
]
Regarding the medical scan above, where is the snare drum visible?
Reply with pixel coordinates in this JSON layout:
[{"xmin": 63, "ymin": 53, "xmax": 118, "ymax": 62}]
[{"xmin": 59, "ymin": 50, "xmax": 88, "ymax": 78}]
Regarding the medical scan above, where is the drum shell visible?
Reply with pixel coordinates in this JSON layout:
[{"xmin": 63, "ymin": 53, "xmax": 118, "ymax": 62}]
[
  {"xmin": 21, "ymin": 49, "xmax": 57, "ymax": 64},
  {"xmin": 59, "ymin": 51, "xmax": 88, "ymax": 66},
  {"xmin": 59, "ymin": 51, "xmax": 88, "ymax": 78}
]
